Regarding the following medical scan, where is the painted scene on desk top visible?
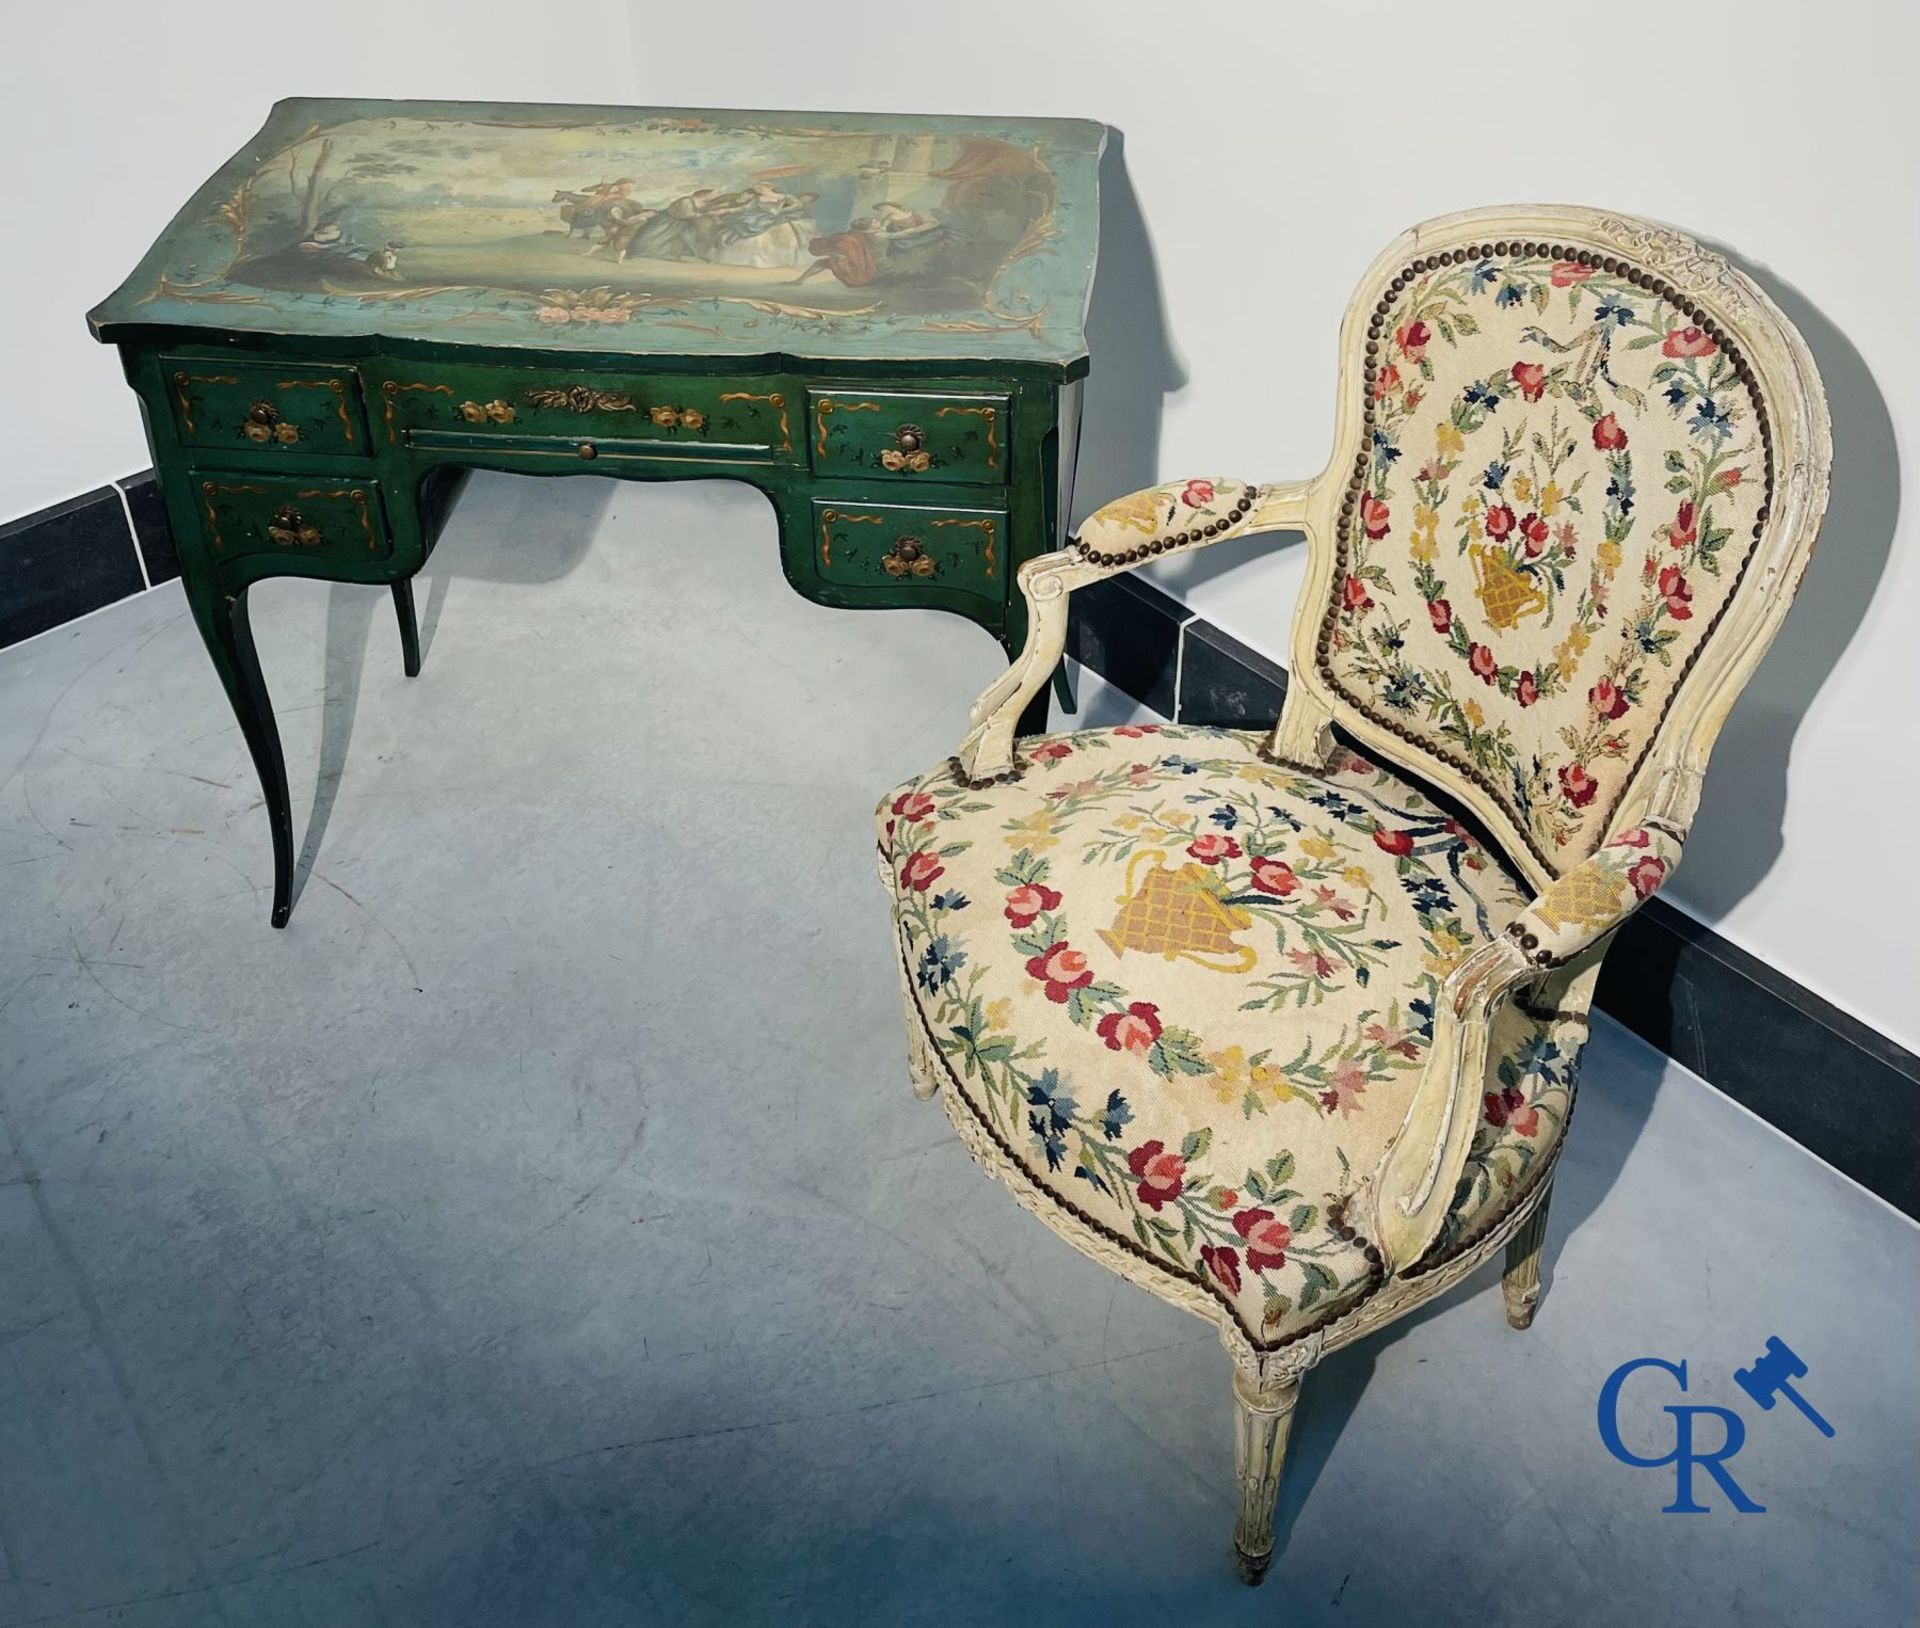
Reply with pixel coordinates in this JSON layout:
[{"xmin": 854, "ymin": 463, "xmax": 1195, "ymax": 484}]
[{"xmin": 92, "ymin": 100, "xmax": 1103, "ymax": 365}]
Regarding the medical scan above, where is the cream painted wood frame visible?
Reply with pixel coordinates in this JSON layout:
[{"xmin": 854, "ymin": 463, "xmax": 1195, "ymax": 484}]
[{"xmin": 937, "ymin": 205, "xmax": 1831, "ymax": 1580}]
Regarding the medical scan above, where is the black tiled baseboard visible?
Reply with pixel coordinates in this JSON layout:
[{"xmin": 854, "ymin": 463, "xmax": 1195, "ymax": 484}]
[
  {"xmin": 1068, "ymin": 581, "xmax": 1920, "ymax": 1219},
  {"xmin": 0, "ymin": 470, "xmax": 177, "ymax": 651},
  {"xmin": 0, "ymin": 485, "xmax": 147, "ymax": 649}
]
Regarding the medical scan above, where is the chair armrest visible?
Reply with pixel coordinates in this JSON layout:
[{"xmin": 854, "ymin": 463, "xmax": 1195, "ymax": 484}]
[
  {"xmin": 951, "ymin": 477, "xmax": 1312, "ymax": 782},
  {"xmin": 1369, "ymin": 821, "xmax": 1686, "ymax": 1269}
]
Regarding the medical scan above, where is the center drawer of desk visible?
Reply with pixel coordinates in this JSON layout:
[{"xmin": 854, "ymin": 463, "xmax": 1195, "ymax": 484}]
[{"xmin": 373, "ymin": 368, "xmax": 795, "ymax": 459}]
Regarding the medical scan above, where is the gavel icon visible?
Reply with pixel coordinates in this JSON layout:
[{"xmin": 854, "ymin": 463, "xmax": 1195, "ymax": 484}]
[{"xmin": 1733, "ymin": 1336, "xmax": 1835, "ymax": 1437}]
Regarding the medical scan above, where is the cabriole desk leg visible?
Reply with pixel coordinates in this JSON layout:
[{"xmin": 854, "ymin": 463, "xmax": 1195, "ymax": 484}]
[{"xmin": 182, "ymin": 562, "xmax": 295, "ymax": 928}]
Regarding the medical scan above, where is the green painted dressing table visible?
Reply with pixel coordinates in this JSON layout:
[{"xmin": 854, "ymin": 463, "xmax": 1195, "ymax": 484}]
[{"xmin": 89, "ymin": 98, "xmax": 1103, "ymax": 925}]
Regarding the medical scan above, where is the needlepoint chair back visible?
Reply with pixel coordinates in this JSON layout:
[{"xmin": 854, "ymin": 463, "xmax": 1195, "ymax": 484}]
[{"xmin": 1283, "ymin": 207, "xmax": 1830, "ymax": 891}]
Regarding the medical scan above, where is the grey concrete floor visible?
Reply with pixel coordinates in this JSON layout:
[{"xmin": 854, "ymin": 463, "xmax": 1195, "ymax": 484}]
[{"xmin": 1, "ymin": 476, "xmax": 1914, "ymax": 1628}]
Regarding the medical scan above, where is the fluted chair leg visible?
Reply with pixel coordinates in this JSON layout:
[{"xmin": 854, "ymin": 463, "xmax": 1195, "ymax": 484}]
[
  {"xmin": 1502, "ymin": 1181, "xmax": 1554, "ymax": 1330},
  {"xmin": 1232, "ymin": 1370, "xmax": 1301, "ymax": 1586}
]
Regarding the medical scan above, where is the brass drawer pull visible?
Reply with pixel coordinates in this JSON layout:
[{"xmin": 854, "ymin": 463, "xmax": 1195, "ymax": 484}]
[
  {"xmin": 881, "ymin": 423, "xmax": 931, "ymax": 472},
  {"xmin": 267, "ymin": 504, "xmax": 324, "ymax": 548},
  {"xmin": 458, "ymin": 398, "xmax": 516, "ymax": 424},
  {"xmin": 648, "ymin": 404, "xmax": 706, "ymax": 430},
  {"xmin": 882, "ymin": 537, "xmax": 936, "ymax": 578},
  {"xmin": 244, "ymin": 400, "xmax": 300, "ymax": 444}
]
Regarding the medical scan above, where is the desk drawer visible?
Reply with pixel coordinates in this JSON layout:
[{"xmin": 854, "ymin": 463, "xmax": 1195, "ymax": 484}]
[
  {"xmin": 376, "ymin": 367, "xmax": 793, "ymax": 459},
  {"xmin": 166, "ymin": 360, "xmax": 368, "ymax": 457},
  {"xmin": 813, "ymin": 498, "xmax": 1004, "ymax": 600},
  {"xmin": 195, "ymin": 475, "xmax": 390, "ymax": 565},
  {"xmin": 808, "ymin": 388, "xmax": 1007, "ymax": 485}
]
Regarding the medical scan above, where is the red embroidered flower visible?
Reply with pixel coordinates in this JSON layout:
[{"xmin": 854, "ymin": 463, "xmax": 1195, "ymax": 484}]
[
  {"xmin": 1592, "ymin": 412, "xmax": 1628, "ymax": 451},
  {"xmin": 1627, "ymin": 856, "xmax": 1668, "ymax": 898},
  {"xmin": 1512, "ymin": 360, "xmax": 1547, "ymax": 402},
  {"xmin": 1127, "ymin": 1139, "xmax": 1187, "ymax": 1210},
  {"xmin": 1559, "ymin": 763, "xmax": 1598, "ymax": 808},
  {"xmin": 1341, "ymin": 573, "xmax": 1373, "ymax": 613},
  {"xmin": 1608, "ymin": 827, "xmax": 1652, "ymax": 849},
  {"xmin": 1515, "ymin": 670, "xmax": 1539, "ymax": 707},
  {"xmin": 1658, "ymin": 565, "xmax": 1694, "ymax": 619},
  {"xmin": 1428, "ymin": 598, "xmax": 1453, "ymax": 634},
  {"xmin": 890, "ymin": 790, "xmax": 936, "ymax": 824},
  {"xmin": 1249, "ymin": 855, "xmax": 1299, "ymax": 896},
  {"xmin": 1484, "ymin": 503, "xmax": 1516, "ymax": 542},
  {"xmin": 1551, "ymin": 261, "xmax": 1593, "ymax": 287},
  {"xmin": 1026, "ymin": 942, "xmax": 1095, "ymax": 1002},
  {"xmin": 1232, "ymin": 1208, "xmax": 1293, "ymax": 1272},
  {"xmin": 1395, "ymin": 319, "xmax": 1430, "ymax": 360},
  {"xmin": 1360, "ymin": 493, "xmax": 1391, "ymax": 540},
  {"xmin": 1469, "ymin": 643, "xmax": 1498, "ymax": 682},
  {"xmin": 1372, "ymin": 362, "xmax": 1402, "ymax": 401},
  {"xmin": 1213, "ymin": 1188, "xmax": 1238, "ymax": 1210},
  {"xmin": 1181, "ymin": 478, "xmax": 1216, "ymax": 509},
  {"xmin": 900, "ymin": 850, "xmax": 944, "ymax": 892},
  {"xmin": 1372, "ymin": 826, "xmax": 1415, "ymax": 857},
  {"xmin": 1484, "ymin": 1084, "xmax": 1540, "ymax": 1137},
  {"xmin": 1200, "ymin": 1244, "xmax": 1242, "ymax": 1295},
  {"xmin": 1003, "ymin": 882, "xmax": 1063, "ymax": 927},
  {"xmin": 1028, "ymin": 740, "xmax": 1074, "ymax": 763},
  {"xmin": 1589, "ymin": 677, "xmax": 1630, "ymax": 720},
  {"xmin": 1667, "ymin": 501, "xmax": 1699, "ymax": 549},
  {"xmin": 1187, "ymin": 832, "xmax": 1242, "ymax": 865},
  {"xmin": 1717, "ymin": 467, "xmax": 1745, "ymax": 490},
  {"xmin": 1519, "ymin": 511, "xmax": 1550, "ymax": 557},
  {"xmin": 1663, "ymin": 326, "xmax": 1718, "ymax": 358},
  {"xmin": 1098, "ymin": 1001, "xmax": 1163, "ymax": 1055},
  {"xmin": 1112, "ymin": 723, "xmax": 1161, "ymax": 738}
]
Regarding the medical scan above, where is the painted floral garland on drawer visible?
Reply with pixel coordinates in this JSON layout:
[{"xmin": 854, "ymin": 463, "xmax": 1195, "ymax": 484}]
[{"xmin": 1321, "ymin": 248, "xmax": 1772, "ymax": 873}]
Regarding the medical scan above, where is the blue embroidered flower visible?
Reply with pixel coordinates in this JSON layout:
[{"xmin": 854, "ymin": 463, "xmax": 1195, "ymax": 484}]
[
  {"xmin": 1482, "ymin": 459, "xmax": 1510, "ymax": 489},
  {"xmin": 1209, "ymin": 804, "xmax": 1239, "ymax": 831},
  {"xmin": 1465, "ymin": 382, "xmax": 1501, "ymax": 414},
  {"xmin": 1470, "ymin": 260, "xmax": 1499, "ymax": 289},
  {"xmin": 916, "ymin": 935, "xmax": 966, "ymax": 993},
  {"xmin": 929, "ymin": 889, "xmax": 970, "ymax": 912},
  {"xmin": 1593, "ymin": 295, "xmax": 1634, "ymax": 328},
  {"xmin": 1372, "ymin": 428, "xmax": 1402, "ymax": 465},
  {"xmin": 1689, "ymin": 396, "xmax": 1733, "ymax": 441},
  {"xmin": 1101, "ymin": 1089, "xmax": 1134, "ymax": 1141},
  {"xmin": 1494, "ymin": 281, "xmax": 1524, "ymax": 308},
  {"xmin": 1664, "ymin": 378, "xmax": 1689, "ymax": 408},
  {"xmin": 1161, "ymin": 755, "xmax": 1204, "ymax": 776},
  {"xmin": 1026, "ymin": 1068, "xmax": 1078, "ymax": 1169},
  {"xmin": 1401, "ymin": 874, "xmax": 1453, "ymax": 916}
]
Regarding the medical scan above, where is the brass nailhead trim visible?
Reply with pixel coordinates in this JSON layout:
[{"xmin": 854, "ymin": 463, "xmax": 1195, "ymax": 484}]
[{"xmin": 1072, "ymin": 487, "xmax": 1257, "ymax": 569}]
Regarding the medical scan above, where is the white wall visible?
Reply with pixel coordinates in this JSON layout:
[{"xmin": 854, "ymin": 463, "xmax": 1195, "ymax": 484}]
[{"xmin": 3, "ymin": 0, "xmax": 1913, "ymax": 1049}]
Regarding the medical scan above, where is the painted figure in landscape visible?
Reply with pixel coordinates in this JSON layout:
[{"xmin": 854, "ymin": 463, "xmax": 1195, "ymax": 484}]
[{"xmin": 152, "ymin": 108, "xmax": 1071, "ymax": 344}]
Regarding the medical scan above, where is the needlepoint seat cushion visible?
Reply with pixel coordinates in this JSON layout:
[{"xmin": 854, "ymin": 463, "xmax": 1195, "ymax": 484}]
[{"xmin": 878, "ymin": 724, "xmax": 1605, "ymax": 1347}]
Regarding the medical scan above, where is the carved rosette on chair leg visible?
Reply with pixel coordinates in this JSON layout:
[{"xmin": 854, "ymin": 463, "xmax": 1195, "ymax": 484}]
[
  {"xmin": 1231, "ymin": 1369, "xmax": 1301, "ymax": 1586},
  {"xmin": 1502, "ymin": 1182, "xmax": 1554, "ymax": 1330}
]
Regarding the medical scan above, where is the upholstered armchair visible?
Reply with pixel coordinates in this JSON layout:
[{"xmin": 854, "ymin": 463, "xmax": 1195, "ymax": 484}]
[{"xmin": 875, "ymin": 206, "xmax": 1829, "ymax": 1584}]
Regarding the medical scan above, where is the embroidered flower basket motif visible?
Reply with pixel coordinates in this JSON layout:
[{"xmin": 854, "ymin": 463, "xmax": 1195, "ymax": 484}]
[
  {"xmin": 1321, "ymin": 252, "xmax": 1770, "ymax": 872},
  {"xmin": 879, "ymin": 725, "xmax": 1581, "ymax": 1344}
]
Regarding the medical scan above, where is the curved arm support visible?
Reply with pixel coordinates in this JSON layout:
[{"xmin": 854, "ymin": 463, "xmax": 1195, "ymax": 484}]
[
  {"xmin": 952, "ymin": 477, "xmax": 1315, "ymax": 782},
  {"xmin": 1368, "ymin": 820, "xmax": 1687, "ymax": 1271}
]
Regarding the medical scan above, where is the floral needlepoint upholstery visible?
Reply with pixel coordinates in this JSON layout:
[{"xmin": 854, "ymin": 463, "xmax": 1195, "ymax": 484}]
[
  {"xmin": 1325, "ymin": 251, "xmax": 1770, "ymax": 876},
  {"xmin": 879, "ymin": 726, "xmax": 1587, "ymax": 1345}
]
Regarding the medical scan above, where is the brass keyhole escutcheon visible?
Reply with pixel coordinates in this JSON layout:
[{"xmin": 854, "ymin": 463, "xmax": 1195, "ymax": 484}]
[
  {"xmin": 882, "ymin": 537, "xmax": 936, "ymax": 578},
  {"xmin": 881, "ymin": 424, "xmax": 931, "ymax": 473},
  {"xmin": 243, "ymin": 400, "xmax": 300, "ymax": 444}
]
